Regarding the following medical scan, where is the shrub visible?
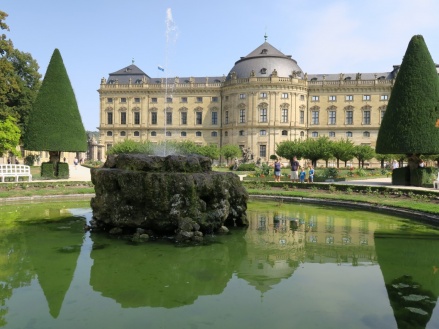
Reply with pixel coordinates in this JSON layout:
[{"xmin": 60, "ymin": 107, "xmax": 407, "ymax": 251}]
[
  {"xmin": 40, "ymin": 162, "xmax": 55, "ymax": 179},
  {"xmin": 57, "ymin": 162, "xmax": 69, "ymax": 179},
  {"xmin": 324, "ymin": 168, "xmax": 339, "ymax": 179},
  {"xmin": 237, "ymin": 163, "xmax": 256, "ymax": 171}
]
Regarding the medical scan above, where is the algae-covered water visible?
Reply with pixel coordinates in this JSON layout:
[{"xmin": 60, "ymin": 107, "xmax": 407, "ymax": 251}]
[{"xmin": 1, "ymin": 199, "xmax": 439, "ymax": 329}]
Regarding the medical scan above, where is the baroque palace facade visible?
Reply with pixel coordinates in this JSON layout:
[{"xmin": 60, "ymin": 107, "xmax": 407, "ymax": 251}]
[{"xmin": 96, "ymin": 40, "xmax": 396, "ymax": 165}]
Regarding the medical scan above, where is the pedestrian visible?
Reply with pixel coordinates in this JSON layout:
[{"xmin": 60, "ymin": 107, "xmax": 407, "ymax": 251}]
[
  {"xmin": 299, "ymin": 167, "xmax": 306, "ymax": 183},
  {"xmin": 290, "ymin": 156, "xmax": 300, "ymax": 183},
  {"xmin": 392, "ymin": 160, "xmax": 399, "ymax": 170},
  {"xmin": 63, "ymin": 157, "xmax": 66, "ymax": 163},
  {"xmin": 308, "ymin": 165, "xmax": 315, "ymax": 183},
  {"xmin": 74, "ymin": 157, "xmax": 79, "ymax": 169},
  {"xmin": 274, "ymin": 159, "xmax": 281, "ymax": 182}
]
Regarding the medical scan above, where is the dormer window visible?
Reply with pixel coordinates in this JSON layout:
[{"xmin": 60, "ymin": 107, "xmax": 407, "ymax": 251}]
[
  {"xmin": 260, "ymin": 68, "xmax": 267, "ymax": 74},
  {"xmin": 261, "ymin": 49, "xmax": 268, "ymax": 54},
  {"xmin": 344, "ymin": 77, "xmax": 352, "ymax": 81},
  {"xmin": 311, "ymin": 77, "xmax": 318, "ymax": 81}
]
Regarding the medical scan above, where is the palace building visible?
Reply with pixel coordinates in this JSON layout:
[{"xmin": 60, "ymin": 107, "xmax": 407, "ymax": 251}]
[{"xmin": 96, "ymin": 38, "xmax": 397, "ymax": 165}]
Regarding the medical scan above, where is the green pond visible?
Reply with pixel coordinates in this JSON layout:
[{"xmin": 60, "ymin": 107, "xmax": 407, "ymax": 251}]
[{"xmin": 1, "ymin": 199, "xmax": 439, "ymax": 329}]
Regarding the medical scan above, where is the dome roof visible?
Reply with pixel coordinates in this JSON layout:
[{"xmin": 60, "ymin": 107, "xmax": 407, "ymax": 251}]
[{"xmin": 227, "ymin": 42, "xmax": 303, "ymax": 80}]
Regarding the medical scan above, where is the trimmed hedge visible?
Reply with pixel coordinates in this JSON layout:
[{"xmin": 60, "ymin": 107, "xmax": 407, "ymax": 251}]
[
  {"xmin": 57, "ymin": 162, "xmax": 69, "ymax": 179},
  {"xmin": 392, "ymin": 167, "xmax": 410, "ymax": 186},
  {"xmin": 40, "ymin": 162, "xmax": 55, "ymax": 179},
  {"xmin": 411, "ymin": 167, "xmax": 438, "ymax": 187}
]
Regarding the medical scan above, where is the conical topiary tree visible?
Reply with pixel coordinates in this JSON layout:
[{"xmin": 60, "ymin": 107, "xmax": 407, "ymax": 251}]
[
  {"xmin": 23, "ymin": 49, "xmax": 87, "ymax": 175},
  {"xmin": 376, "ymin": 35, "xmax": 439, "ymax": 169}
]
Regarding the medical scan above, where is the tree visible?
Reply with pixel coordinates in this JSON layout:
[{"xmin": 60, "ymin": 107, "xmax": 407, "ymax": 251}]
[
  {"xmin": 375, "ymin": 153, "xmax": 392, "ymax": 169},
  {"xmin": 198, "ymin": 144, "xmax": 220, "ymax": 161},
  {"xmin": 353, "ymin": 145, "xmax": 375, "ymax": 168},
  {"xmin": 220, "ymin": 144, "xmax": 241, "ymax": 164},
  {"xmin": 376, "ymin": 35, "xmax": 439, "ymax": 169},
  {"xmin": 0, "ymin": 115, "xmax": 20, "ymax": 156},
  {"xmin": 275, "ymin": 140, "xmax": 306, "ymax": 162},
  {"xmin": 302, "ymin": 136, "xmax": 332, "ymax": 168},
  {"xmin": 0, "ymin": 11, "xmax": 41, "ymax": 132},
  {"xmin": 23, "ymin": 49, "xmax": 87, "ymax": 173},
  {"xmin": 331, "ymin": 139, "xmax": 355, "ymax": 168}
]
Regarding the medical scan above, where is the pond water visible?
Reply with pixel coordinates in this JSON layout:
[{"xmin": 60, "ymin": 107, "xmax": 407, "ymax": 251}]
[{"xmin": 1, "ymin": 199, "xmax": 439, "ymax": 329}]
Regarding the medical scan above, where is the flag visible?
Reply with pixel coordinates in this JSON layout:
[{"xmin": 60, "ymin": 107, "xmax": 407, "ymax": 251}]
[{"xmin": 158, "ymin": 66, "xmax": 165, "ymax": 72}]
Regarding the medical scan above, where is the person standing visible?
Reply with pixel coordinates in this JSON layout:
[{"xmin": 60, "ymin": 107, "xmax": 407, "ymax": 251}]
[
  {"xmin": 299, "ymin": 167, "xmax": 306, "ymax": 183},
  {"xmin": 274, "ymin": 159, "xmax": 281, "ymax": 182},
  {"xmin": 308, "ymin": 165, "xmax": 315, "ymax": 183},
  {"xmin": 74, "ymin": 157, "xmax": 79, "ymax": 169},
  {"xmin": 290, "ymin": 156, "xmax": 300, "ymax": 182}
]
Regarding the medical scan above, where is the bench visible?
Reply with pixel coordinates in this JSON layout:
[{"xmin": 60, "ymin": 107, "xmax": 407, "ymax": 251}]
[{"xmin": 0, "ymin": 164, "xmax": 32, "ymax": 182}]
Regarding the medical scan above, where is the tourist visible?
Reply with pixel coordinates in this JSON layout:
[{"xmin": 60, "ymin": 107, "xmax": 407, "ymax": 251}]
[
  {"xmin": 308, "ymin": 165, "xmax": 315, "ymax": 183},
  {"xmin": 392, "ymin": 160, "xmax": 399, "ymax": 170},
  {"xmin": 290, "ymin": 156, "xmax": 300, "ymax": 182},
  {"xmin": 274, "ymin": 159, "xmax": 281, "ymax": 182},
  {"xmin": 299, "ymin": 167, "xmax": 306, "ymax": 183},
  {"xmin": 74, "ymin": 157, "xmax": 79, "ymax": 169}
]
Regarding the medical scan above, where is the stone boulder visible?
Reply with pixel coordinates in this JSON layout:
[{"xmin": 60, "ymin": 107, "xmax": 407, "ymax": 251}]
[{"xmin": 90, "ymin": 154, "xmax": 248, "ymax": 242}]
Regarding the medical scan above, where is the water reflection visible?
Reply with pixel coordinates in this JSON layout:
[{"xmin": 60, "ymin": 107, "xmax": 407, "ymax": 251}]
[{"xmin": 1, "ymin": 200, "xmax": 439, "ymax": 328}]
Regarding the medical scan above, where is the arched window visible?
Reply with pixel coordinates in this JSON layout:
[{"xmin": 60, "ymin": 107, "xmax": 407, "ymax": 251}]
[
  {"xmin": 106, "ymin": 131, "xmax": 113, "ymax": 137},
  {"xmin": 224, "ymin": 131, "xmax": 228, "ymax": 137},
  {"xmin": 363, "ymin": 131, "xmax": 370, "ymax": 137},
  {"xmin": 120, "ymin": 131, "xmax": 126, "ymax": 137},
  {"xmin": 346, "ymin": 131, "xmax": 353, "ymax": 137},
  {"xmin": 151, "ymin": 131, "xmax": 157, "ymax": 137},
  {"xmin": 300, "ymin": 131, "xmax": 305, "ymax": 137},
  {"xmin": 239, "ymin": 130, "xmax": 245, "ymax": 136},
  {"xmin": 259, "ymin": 130, "xmax": 267, "ymax": 136},
  {"xmin": 166, "ymin": 131, "xmax": 172, "ymax": 137},
  {"xmin": 181, "ymin": 131, "xmax": 187, "ymax": 137},
  {"xmin": 281, "ymin": 130, "xmax": 288, "ymax": 136},
  {"xmin": 312, "ymin": 131, "xmax": 319, "ymax": 137},
  {"xmin": 196, "ymin": 131, "xmax": 202, "ymax": 137},
  {"xmin": 211, "ymin": 131, "xmax": 218, "ymax": 137},
  {"xmin": 329, "ymin": 131, "xmax": 335, "ymax": 137},
  {"xmin": 133, "ymin": 131, "xmax": 140, "ymax": 137}
]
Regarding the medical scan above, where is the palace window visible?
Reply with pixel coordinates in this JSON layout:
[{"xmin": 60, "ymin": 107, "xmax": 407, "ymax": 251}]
[
  {"xmin": 133, "ymin": 131, "xmax": 140, "ymax": 137},
  {"xmin": 260, "ymin": 108, "xmax": 268, "ymax": 122},
  {"xmin": 120, "ymin": 131, "xmax": 126, "ymax": 137},
  {"xmin": 166, "ymin": 131, "xmax": 172, "ymax": 137},
  {"xmin": 380, "ymin": 109, "xmax": 386, "ymax": 123},
  {"xmin": 312, "ymin": 96, "xmax": 319, "ymax": 102},
  {"xmin": 345, "ymin": 111, "xmax": 353, "ymax": 125},
  {"xmin": 134, "ymin": 97, "xmax": 140, "ymax": 103},
  {"xmin": 281, "ymin": 93, "xmax": 288, "ymax": 99},
  {"xmin": 196, "ymin": 97, "xmax": 203, "ymax": 103},
  {"xmin": 312, "ymin": 131, "xmax": 319, "ymax": 137},
  {"xmin": 166, "ymin": 112, "xmax": 172, "ymax": 125},
  {"xmin": 151, "ymin": 131, "xmax": 157, "ymax": 136},
  {"xmin": 134, "ymin": 112, "xmax": 140, "ymax": 125},
  {"xmin": 281, "ymin": 109, "xmax": 288, "ymax": 123},
  {"xmin": 120, "ymin": 112, "xmax": 127, "ymax": 125},
  {"xmin": 380, "ymin": 95, "xmax": 388, "ymax": 101},
  {"xmin": 329, "ymin": 131, "xmax": 336, "ymax": 137},
  {"xmin": 260, "ymin": 92, "xmax": 267, "ymax": 99},
  {"xmin": 181, "ymin": 112, "xmax": 187, "ymax": 125},
  {"xmin": 259, "ymin": 145, "xmax": 267, "ymax": 157},
  {"xmin": 329, "ymin": 95, "xmax": 336, "ymax": 102},
  {"xmin": 196, "ymin": 131, "xmax": 202, "ymax": 137},
  {"xmin": 225, "ymin": 131, "xmax": 228, "ymax": 137},
  {"xmin": 328, "ymin": 110, "xmax": 336, "ymax": 125},
  {"xmin": 282, "ymin": 130, "xmax": 288, "ymax": 136},
  {"xmin": 311, "ymin": 111, "xmax": 319, "ymax": 125},
  {"xmin": 239, "ymin": 130, "xmax": 245, "ymax": 136},
  {"xmin": 300, "ymin": 131, "xmax": 305, "ymax": 137},
  {"xmin": 346, "ymin": 131, "xmax": 353, "ymax": 138},
  {"xmin": 363, "ymin": 95, "xmax": 371, "ymax": 101},
  {"xmin": 300, "ymin": 95, "xmax": 305, "ymax": 101},
  {"xmin": 120, "ymin": 98, "xmax": 127, "ymax": 103},
  {"xmin": 107, "ymin": 112, "xmax": 113, "ymax": 124},
  {"xmin": 106, "ymin": 131, "xmax": 113, "ymax": 137},
  {"xmin": 196, "ymin": 112, "xmax": 203, "ymax": 125},
  {"xmin": 107, "ymin": 98, "xmax": 113, "ymax": 103},
  {"xmin": 181, "ymin": 97, "xmax": 188, "ymax": 103},
  {"xmin": 151, "ymin": 97, "xmax": 157, "ymax": 103},
  {"xmin": 212, "ymin": 97, "xmax": 219, "ymax": 102},
  {"xmin": 225, "ymin": 111, "xmax": 229, "ymax": 124},
  {"xmin": 166, "ymin": 97, "xmax": 172, "ymax": 103},
  {"xmin": 181, "ymin": 131, "xmax": 187, "ymax": 137},
  {"xmin": 300, "ymin": 110, "xmax": 304, "ymax": 124},
  {"xmin": 363, "ymin": 110, "xmax": 371, "ymax": 124},
  {"xmin": 345, "ymin": 95, "xmax": 353, "ymax": 101},
  {"xmin": 151, "ymin": 112, "xmax": 157, "ymax": 125},
  {"xmin": 239, "ymin": 109, "xmax": 246, "ymax": 123},
  {"xmin": 260, "ymin": 130, "xmax": 267, "ymax": 136},
  {"xmin": 211, "ymin": 111, "xmax": 218, "ymax": 125},
  {"xmin": 239, "ymin": 93, "xmax": 246, "ymax": 99},
  {"xmin": 363, "ymin": 131, "xmax": 370, "ymax": 137},
  {"xmin": 211, "ymin": 131, "xmax": 218, "ymax": 137}
]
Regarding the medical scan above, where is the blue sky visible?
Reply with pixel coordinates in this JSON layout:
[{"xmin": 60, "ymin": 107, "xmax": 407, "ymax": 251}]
[{"xmin": 3, "ymin": 0, "xmax": 439, "ymax": 131}]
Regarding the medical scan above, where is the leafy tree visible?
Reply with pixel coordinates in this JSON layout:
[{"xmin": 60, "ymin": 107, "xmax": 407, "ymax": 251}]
[
  {"xmin": 0, "ymin": 11, "xmax": 41, "ymax": 132},
  {"xmin": 106, "ymin": 140, "xmax": 153, "ymax": 155},
  {"xmin": 0, "ymin": 115, "xmax": 20, "ymax": 156},
  {"xmin": 220, "ymin": 144, "xmax": 241, "ymax": 164},
  {"xmin": 376, "ymin": 35, "xmax": 439, "ymax": 170},
  {"xmin": 375, "ymin": 153, "xmax": 392, "ymax": 169},
  {"xmin": 275, "ymin": 140, "xmax": 305, "ymax": 162},
  {"xmin": 23, "ymin": 49, "xmax": 87, "ymax": 173},
  {"xmin": 331, "ymin": 138, "xmax": 355, "ymax": 168},
  {"xmin": 353, "ymin": 145, "xmax": 375, "ymax": 168},
  {"xmin": 302, "ymin": 136, "xmax": 332, "ymax": 168},
  {"xmin": 198, "ymin": 144, "xmax": 220, "ymax": 160}
]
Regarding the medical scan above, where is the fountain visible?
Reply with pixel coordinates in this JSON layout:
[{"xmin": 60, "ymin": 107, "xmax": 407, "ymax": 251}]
[{"xmin": 90, "ymin": 153, "xmax": 248, "ymax": 242}]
